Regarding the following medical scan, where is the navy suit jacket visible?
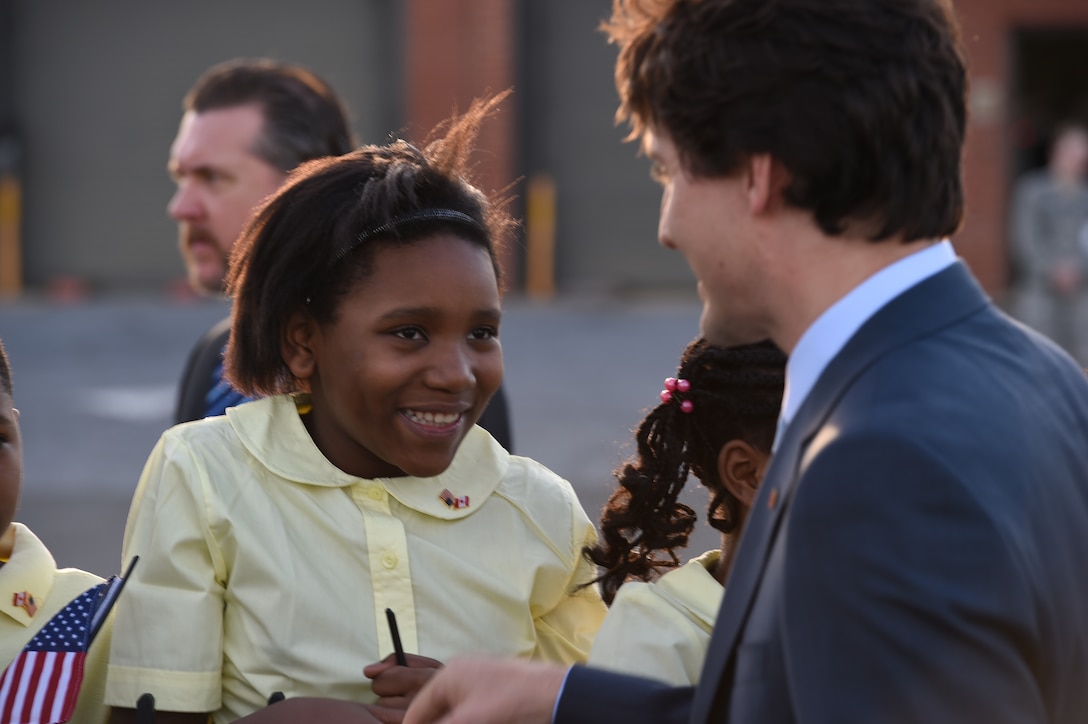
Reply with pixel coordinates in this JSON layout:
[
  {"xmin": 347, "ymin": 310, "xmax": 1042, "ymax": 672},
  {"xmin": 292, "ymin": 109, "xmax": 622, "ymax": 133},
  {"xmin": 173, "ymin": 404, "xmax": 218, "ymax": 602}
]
[{"xmin": 558, "ymin": 262, "xmax": 1088, "ymax": 723}]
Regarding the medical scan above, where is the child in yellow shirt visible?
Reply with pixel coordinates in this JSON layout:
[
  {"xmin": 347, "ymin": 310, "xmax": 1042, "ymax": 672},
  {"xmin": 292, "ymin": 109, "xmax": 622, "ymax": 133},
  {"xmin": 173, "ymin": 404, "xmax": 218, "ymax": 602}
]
[
  {"xmin": 0, "ymin": 337, "xmax": 112, "ymax": 723},
  {"xmin": 585, "ymin": 339, "xmax": 786, "ymax": 686},
  {"xmin": 105, "ymin": 94, "xmax": 605, "ymax": 724}
]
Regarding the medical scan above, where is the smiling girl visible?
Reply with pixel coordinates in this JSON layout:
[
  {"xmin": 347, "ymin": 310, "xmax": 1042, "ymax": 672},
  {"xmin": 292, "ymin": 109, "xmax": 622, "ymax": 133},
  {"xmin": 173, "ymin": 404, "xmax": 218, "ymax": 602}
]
[{"xmin": 104, "ymin": 95, "xmax": 605, "ymax": 724}]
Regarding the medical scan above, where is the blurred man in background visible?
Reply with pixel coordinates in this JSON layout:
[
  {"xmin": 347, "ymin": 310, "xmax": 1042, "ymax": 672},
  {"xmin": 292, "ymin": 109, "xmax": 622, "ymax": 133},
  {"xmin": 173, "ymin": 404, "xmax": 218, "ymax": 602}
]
[
  {"xmin": 1009, "ymin": 123, "xmax": 1088, "ymax": 362},
  {"xmin": 169, "ymin": 59, "xmax": 353, "ymax": 423}
]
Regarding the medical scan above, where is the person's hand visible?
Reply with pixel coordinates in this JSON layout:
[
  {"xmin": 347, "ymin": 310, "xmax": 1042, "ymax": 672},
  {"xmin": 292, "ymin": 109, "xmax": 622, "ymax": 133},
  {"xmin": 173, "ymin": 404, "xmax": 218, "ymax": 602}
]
[
  {"xmin": 233, "ymin": 697, "xmax": 393, "ymax": 723},
  {"xmin": 364, "ymin": 653, "xmax": 444, "ymax": 711},
  {"xmin": 403, "ymin": 657, "xmax": 567, "ymax": 724}
]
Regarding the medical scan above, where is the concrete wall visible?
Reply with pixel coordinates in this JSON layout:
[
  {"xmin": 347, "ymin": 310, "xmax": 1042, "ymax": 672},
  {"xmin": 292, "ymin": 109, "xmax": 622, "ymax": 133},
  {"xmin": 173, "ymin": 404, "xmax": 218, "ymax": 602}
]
[
  {"xmin": 404, "ymin": 0, "xmax": 694, "ymax": 295},
  {"xmin": 10, "ymin": 0, "xmax": 401, "ymax": 291},
  {"xmin": 516, "ymin": 0, "xmax": 694, "ymax": 294},
  {"xmin": 10, "ymin": 0, "xmax": 1088, "ymax": 297}
]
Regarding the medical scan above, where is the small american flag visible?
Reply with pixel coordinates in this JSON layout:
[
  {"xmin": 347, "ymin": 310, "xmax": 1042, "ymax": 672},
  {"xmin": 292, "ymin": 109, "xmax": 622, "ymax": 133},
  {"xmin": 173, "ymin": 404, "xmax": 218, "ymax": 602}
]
[{"xmin": 0, "ymin": 559, "xmax": 135, "ymax": 724}]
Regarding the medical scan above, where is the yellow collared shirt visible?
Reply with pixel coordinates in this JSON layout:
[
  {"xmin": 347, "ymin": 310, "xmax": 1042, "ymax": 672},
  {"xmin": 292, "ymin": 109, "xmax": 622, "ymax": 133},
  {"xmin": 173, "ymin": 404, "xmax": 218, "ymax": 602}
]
[
  {"xmin": 587, "ymin": 549, "xmax": 722, "ymax": 687},
  {"xmin": 0, "ymin": 523, "xmax": 110, "ymax": 724},
  {"xmin": 106, "ymin": 395, "xmax": 605, "ymax": 722}
]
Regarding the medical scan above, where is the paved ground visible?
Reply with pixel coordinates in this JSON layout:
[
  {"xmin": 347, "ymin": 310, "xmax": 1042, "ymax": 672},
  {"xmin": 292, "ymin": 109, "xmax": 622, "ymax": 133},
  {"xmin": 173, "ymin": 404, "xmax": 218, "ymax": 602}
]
[{"xmin": 0, "ymin": 291, "xmax": 721, "ymax": 578}]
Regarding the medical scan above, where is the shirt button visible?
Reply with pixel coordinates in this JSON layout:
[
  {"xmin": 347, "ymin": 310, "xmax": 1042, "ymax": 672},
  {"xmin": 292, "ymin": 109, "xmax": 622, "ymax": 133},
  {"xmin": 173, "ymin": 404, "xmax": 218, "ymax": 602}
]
[
  {"xmin": 381, "ymin": 552, "xmax": 398, "ymax": 569},
  {"xmin": 367, "ymin": 486, "xmax": 386, "ymax": 501}
]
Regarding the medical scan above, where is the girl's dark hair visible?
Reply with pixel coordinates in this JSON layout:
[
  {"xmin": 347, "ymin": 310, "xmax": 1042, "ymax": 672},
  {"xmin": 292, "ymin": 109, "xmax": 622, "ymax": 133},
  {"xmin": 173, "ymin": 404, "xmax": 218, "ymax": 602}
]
[
  {"xmin": 585, "ymin": 338, "xmax": 786, "ymax": 603},
  {"xmin": 224, "ymin": 92, "xmax": 515, "ymax": 397}
]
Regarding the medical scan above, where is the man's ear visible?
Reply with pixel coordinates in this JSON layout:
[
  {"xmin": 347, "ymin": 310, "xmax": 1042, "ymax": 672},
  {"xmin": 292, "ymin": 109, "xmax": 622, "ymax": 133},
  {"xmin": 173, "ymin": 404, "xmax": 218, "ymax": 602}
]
[
  {"xmin": 281, "ymin": 312, "xmax": 318, "ymax": 383},
  {"xmin": 746, "ymin": 153, "xmax": 790, "ymax": 216},
  {"xmin": 716, "ymin": 439, "xmax": 770, "ymax": 508}
]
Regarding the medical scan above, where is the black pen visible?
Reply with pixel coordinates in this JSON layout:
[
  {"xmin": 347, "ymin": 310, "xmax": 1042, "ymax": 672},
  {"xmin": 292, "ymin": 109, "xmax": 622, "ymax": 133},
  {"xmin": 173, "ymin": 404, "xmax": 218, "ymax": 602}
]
[{"xmin": 385, "ymin": 607, "xmax": 408, "ymax": 666}]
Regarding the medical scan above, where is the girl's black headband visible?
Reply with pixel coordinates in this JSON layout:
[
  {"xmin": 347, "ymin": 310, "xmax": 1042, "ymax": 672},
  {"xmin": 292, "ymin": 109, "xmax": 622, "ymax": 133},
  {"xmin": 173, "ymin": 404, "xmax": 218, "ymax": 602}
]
[{"xmin": 306, "ymin": 208, "xmax": 486, "ymax": 305}]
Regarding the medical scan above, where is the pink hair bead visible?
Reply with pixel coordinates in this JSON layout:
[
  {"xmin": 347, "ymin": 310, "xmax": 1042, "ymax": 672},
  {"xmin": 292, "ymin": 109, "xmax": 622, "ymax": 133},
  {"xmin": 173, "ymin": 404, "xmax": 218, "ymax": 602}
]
[
  {"xmin": 676, "ymin": 378, "xmax": 691, "ymax": 392},
  {"xmin": 679, "ymin": 399, "xmax": 694, "ymax": 414},
  {"xmin": 664, "ymin": 377, "xmax": 678, "ymax": 392},
  {"xmin": 660, "ymin": 389, "xmax": 673, "ymax": 404}
]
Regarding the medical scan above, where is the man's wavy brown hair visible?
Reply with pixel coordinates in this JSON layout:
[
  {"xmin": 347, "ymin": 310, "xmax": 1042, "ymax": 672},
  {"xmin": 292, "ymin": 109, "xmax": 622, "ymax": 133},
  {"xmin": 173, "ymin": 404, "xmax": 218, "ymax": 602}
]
[{"xmin": 603, "ymin": 0, "xmax": 967, "ymax": 242}]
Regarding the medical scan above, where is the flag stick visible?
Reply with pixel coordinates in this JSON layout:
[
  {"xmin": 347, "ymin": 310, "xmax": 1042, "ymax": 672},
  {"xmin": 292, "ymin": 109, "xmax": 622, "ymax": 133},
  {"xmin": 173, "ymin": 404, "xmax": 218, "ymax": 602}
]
[{"xmin": 89, "ymin": 555, "xmax": 139, "ymax": 643}]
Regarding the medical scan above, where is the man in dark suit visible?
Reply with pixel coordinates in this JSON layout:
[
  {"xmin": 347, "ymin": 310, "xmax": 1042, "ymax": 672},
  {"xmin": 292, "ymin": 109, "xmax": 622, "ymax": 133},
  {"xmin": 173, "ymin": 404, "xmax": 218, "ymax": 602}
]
[
  {"xmin": 404, "ymin": 0, "xmax": 1088, "ymax": 722},
  {"xmin": 169, "ymin": 59, "xmax": 513, "ymax": 449}
]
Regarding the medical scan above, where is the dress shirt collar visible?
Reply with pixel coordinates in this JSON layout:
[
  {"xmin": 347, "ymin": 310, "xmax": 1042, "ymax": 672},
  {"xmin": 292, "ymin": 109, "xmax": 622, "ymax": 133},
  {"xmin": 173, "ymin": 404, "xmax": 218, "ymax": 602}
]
[{"xmin": 775, "ymin": 240, "xmax": 956, "ymax": 449}]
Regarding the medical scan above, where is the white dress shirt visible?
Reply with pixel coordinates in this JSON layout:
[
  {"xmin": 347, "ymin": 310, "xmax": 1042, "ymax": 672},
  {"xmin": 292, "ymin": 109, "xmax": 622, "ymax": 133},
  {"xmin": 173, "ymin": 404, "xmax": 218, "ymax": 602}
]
[{"xmin": 775, "ymin": 240, "xmax": 957, "ymax": 449}]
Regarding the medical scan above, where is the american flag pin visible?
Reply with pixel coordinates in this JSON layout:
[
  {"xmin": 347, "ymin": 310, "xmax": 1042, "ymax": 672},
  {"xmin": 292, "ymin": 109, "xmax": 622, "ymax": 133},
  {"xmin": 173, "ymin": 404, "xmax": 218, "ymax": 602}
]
[
  {"xmin": 438, "ymin": 488, "xmax": 470, "ymax": 509},
  {"xmin": 767, "ymin": 489, "xmax": 779, "ymax": 510},
  {"xmin": 12, "ymin": 591, "xmax": 37, "ymax": 617}
]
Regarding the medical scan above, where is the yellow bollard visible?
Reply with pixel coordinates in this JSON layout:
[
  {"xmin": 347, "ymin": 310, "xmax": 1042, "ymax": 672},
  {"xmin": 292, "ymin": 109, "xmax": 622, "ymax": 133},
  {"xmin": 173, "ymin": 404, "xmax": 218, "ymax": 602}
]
[
  {"xmin": 525, "ymin": 173, "xmax": 556, "ymax": 300},
  {"xmin": 0, "ymin": 172, "xmax": 21, "ymax": 297}
]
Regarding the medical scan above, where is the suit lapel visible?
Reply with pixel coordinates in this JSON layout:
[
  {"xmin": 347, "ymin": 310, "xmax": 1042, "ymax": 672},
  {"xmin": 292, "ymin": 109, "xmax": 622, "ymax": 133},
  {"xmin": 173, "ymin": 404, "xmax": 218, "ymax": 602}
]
[{"xmin": 690, "ymin": 262, "xmax": 990, "ymax": 721}]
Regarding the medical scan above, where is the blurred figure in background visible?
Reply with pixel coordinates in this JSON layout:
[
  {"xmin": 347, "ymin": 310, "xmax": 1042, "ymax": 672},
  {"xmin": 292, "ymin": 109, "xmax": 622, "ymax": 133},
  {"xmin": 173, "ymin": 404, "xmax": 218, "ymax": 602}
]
[
  {"xmin": 168, "ymin": 59, "xmax": 514, "ymax": 449},
  {"xmin": 169, "ymin": 59, "xmax": 354, "ymax": 422},
  {"xmin": 1008, "ymin": 123, "xmax": 1088, "ymax": 362}
]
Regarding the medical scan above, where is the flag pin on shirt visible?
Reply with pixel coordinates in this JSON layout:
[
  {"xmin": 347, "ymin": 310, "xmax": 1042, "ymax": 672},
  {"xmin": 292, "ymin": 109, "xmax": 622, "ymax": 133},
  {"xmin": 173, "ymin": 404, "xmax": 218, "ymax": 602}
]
[
  {"xmin": 439, "ymin": 488, "xmax": 470, "ymax": 509},
  {"xmin": 12, "ymin": 591, "xmax": 37, "ymax": 617},
  {"xmin": 767, "ymin": 488, "xmax": 779, "ymax": 510}
]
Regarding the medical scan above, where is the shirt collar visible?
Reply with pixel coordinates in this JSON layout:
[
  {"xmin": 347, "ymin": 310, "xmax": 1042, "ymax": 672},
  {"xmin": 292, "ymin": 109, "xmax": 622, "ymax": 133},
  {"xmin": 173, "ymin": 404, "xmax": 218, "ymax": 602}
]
[
  {"xmin": 0, "ymin": 523, "xmax": 57, "ymax": 627},
  {"xmin": 228, "ymin": 395, "xmax": 510, "ymax": 518},
  {"xmin": 776, "ymin": 240, "xmax": 956, "ymax": 448},
  {"xmin": 654, "ymin": 550, "xmax": 724, "ymax": 627}
]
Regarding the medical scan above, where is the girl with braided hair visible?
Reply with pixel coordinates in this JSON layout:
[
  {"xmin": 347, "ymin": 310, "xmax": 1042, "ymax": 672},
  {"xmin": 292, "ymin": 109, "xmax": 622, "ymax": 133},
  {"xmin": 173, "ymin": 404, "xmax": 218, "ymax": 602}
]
[{"xmin": 585, "ymin": 338, "xmax": 786, "ymax": 686}]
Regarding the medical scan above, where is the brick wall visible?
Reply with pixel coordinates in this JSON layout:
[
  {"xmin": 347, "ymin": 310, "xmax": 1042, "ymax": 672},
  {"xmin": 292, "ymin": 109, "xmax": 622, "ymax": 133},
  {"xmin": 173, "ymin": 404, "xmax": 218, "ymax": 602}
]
[
  {"xmin": 404, "ymin": 0, "xmax": 518, "ymax": 286},
  {"xmin": 954, "ymin": 0, "xmax": 1088, "ymax": 296}
]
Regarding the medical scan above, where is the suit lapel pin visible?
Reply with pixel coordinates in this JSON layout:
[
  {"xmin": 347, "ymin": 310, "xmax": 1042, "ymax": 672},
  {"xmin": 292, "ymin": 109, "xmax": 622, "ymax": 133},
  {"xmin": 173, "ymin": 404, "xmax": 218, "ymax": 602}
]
[
  {"xmin": 767, "ymin": 488, "xmax": 779, "ymax": 510},
  {"xmin": 439, "ymin": 488, "xmax": 470, "ymax": 509}
]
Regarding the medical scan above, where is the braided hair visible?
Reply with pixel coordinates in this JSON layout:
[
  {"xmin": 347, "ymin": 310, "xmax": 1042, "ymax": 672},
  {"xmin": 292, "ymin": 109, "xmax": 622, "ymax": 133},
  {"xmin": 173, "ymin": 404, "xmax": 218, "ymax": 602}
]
[{"xmin": 585, "ymin": 338, "xmax": 786, "ymax": 603}]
